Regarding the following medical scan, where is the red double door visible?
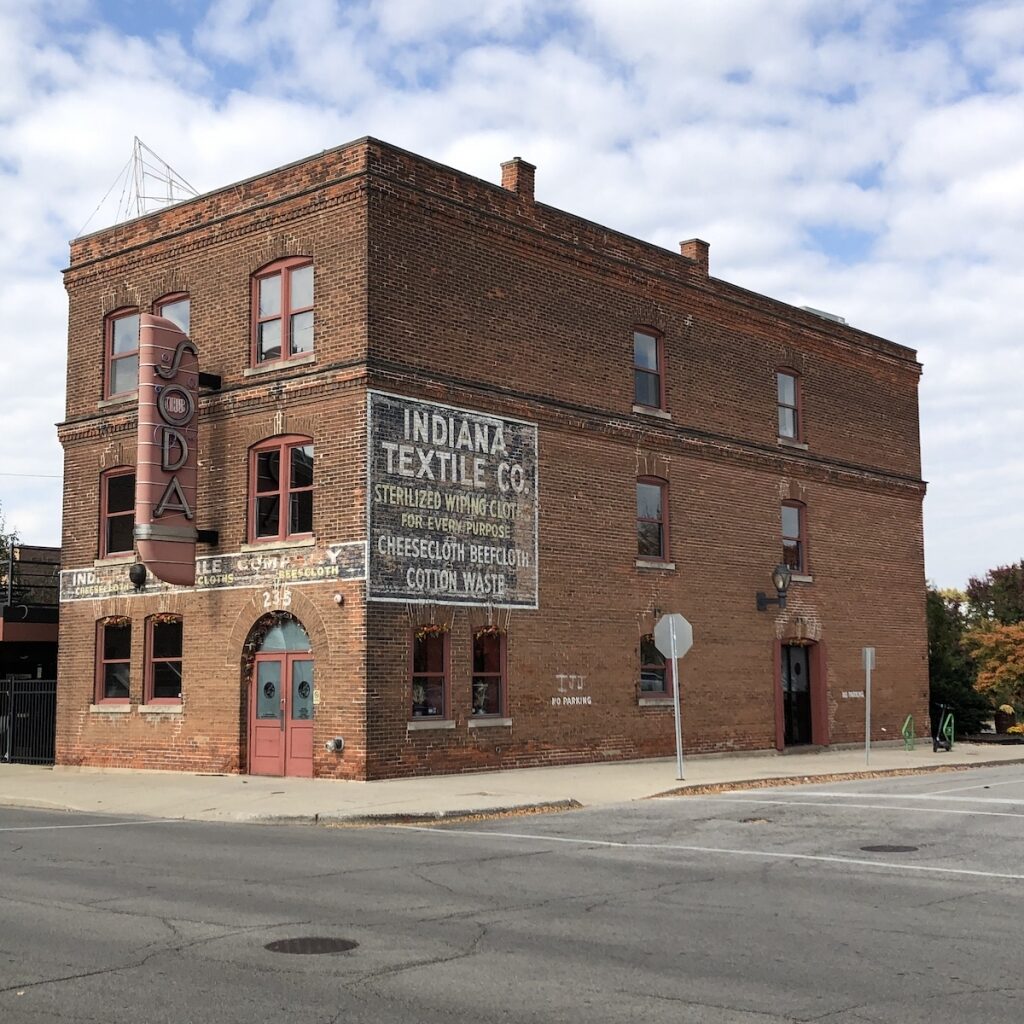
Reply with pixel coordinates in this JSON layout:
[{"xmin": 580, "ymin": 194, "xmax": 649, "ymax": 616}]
[{"xmin": 248, "ymin": 652, "xmax": 314, "ymax": 777}]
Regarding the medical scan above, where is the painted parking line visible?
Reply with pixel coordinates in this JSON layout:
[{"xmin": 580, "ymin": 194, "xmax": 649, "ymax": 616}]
[
  {"xmin": 0, "ymin": 819, "xmax": 184, "ymax": 833},
  {"xmin": 923, "ymin": 778, "xmax": 1024, "ymax": 796},
  {"xmin": 397, "ymin": 826, "xmax": 1024, "ymax": 882},
  {"xmin": 674, "ymin": 795, "xmax": 1024, "ymax": 820},
  {"xmin": 733, "ymin": 791, "xmax": 1024, "ymax": 806}
]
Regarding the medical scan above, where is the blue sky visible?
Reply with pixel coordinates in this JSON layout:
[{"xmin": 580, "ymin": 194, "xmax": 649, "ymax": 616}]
[{"xmin": 1, "ymin": 0, "xmax": 1022, "ymax": 589}]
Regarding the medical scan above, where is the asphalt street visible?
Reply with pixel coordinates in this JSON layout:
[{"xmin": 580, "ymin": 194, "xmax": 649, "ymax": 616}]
[{"xmin": 1, "ymin": 765, "xmax": 1023, "ymax": 1023}]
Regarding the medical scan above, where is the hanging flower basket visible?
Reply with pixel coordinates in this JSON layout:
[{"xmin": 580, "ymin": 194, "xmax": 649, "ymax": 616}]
[{"xmin": 415, "ymin": 623, "xmax": 449, "ymax": 641}]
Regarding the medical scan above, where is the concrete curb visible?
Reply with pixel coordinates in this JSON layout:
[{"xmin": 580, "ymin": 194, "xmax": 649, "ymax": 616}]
[
  {"xmin": 650, "ymin": 757, "xmax": 1024, "ymax": 799},
  {"xmin": 252, "ymin": 799, "xmax": 584, "ymax": 827}
]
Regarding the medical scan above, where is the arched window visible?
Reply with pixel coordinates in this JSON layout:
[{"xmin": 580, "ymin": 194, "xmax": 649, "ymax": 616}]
[
  {"xmin": 252, "ymin": 258, "xmax": 313, "ymax": 364},
  {"xmin": 636, "ymin": 477, "xmax": 669, "ymax": 561},
  {"xmin": 99, "ymin": 467, "xmax": 135, "ymax": 558},
  {"xmin": 248, "ymin": 436, "xmax": 314, "ymax": 543},
  {"xmin": 472, "ymin": 628, "xmax": 506, "ymax": 716},
  {"xmin": 95, "ymin": 617, "xmax": 131, "ymax": 704},
  {"xmin": 777, "ymin": 368, "xmax": 802, "ymax": 441},
  {"xmin": 633, "ymin": 328, "xmax": 665, "ymax": 411},
  {"xmin": 104, "ymin": 307, "xmax": 140, "ymax": 398},
  {"xmin": 155, "ymin": 292, "xmax": 190, "ymax": 335},
  {"xmin": 411, "ymin": 626, "xmax": 448, "ymax": 719},
  {"xmin": 782, "ymin": 500, "xmax": 807, "ymax": 574}
]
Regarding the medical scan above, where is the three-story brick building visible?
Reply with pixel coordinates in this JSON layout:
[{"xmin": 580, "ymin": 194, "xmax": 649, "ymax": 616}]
[{"xmin": 56, "ymin": 137, "xmax": 928, "ymax": 779}]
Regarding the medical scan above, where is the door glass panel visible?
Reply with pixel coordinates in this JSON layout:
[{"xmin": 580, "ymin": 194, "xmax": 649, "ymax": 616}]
[
  {"xmin": 257, "ymin": 661, "xmax": 281, "ymax": 719},
  {"xmin": 291, "ymin": 660, "xmax": 313, "ymax": 721}
]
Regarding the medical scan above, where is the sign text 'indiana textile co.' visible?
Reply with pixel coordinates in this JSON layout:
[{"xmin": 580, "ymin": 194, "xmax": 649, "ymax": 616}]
[{"xmin": 367, "ymin": 392, "xmax": 539, "ymax": 607}]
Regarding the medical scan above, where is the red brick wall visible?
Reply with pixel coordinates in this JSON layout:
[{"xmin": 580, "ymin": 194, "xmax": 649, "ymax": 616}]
[{"xmin": 57, "ymin": 137, "xmax": 928, "ymax": 779}]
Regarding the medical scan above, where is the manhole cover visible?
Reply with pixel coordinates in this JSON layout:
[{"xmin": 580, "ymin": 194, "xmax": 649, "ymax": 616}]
[
  {"xmin": 264, "ymin": 937, "xmax": 359, "ymax": 955},
  {"xmin": 860, "ymin": 845, "xmax": 918, "ymax": 854}
]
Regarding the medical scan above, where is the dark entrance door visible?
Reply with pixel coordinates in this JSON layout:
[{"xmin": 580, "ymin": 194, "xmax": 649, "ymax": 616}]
[
  {"xmin": 247, "ymin": 617, "xmax": 314, "ymax": 777},
  {"xmin": 781, "ymin": 644, "xmax": 812, "ymax": 746}
]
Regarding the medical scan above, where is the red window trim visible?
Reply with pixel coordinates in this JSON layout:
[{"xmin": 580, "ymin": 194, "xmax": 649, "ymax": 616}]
[
  {"xmin": 640, "ymin": 632, "xmax": 674, "ymax": 698},
  {"xmin": 633, "ymin": 326, "xmax": 666, "ymax": 411},
  {"xmin": 782, "ymin": 500, "xmax": 808, "ymax": 574},
  {"xmin": 251, "ymin": 257, "xmax": 314, "ymax": 366},
  {"xmin": 637, "ymin": 476, "xmax": 670, "ymax": 562},
  {"xmin": 144, "ymin": 615, "xmax": 183, "ymax": 705},
  {"xmin": 154, "ymin": 292, "xmax": 190, "ymax": 331},
  {"xmin": 104, "ymin": 307, "xmax": 140, "ymax": 399},
  {"xmin": 95, "ymin": 617, "xmax": 131, "ymax": 705},
  {"xmin": 248, "ymin": 435, "xmax": 315, "ymax": 545},
  {"xmin": 99, "ymin": 467, "xmax": 135, "ymax": 560},
  {"xmin": 777, "ymin": 367, "xmax": 803, "ymax": 442},
  {"xmin": 409, "ymin": 628, "xmax": 450, "ymax": 720},
  {"xmin": 471, "ymin": 628, "xmax": 508, "ymax": 717}
]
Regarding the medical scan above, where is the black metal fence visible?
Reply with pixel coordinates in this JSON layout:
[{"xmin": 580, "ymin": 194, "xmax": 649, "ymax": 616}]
[{"xmin": 1, "ymin": 677, "xmax": 57, "ymax": 764}]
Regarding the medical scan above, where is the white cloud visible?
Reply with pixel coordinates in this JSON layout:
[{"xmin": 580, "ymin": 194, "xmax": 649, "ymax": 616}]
[{"xmin": 0, "ymin": 0, "xmax": 1021, "ymax": 585}]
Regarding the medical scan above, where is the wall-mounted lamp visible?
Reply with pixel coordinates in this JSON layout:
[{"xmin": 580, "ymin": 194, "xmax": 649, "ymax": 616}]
[
  {"xmin": 325, "ymin": 736, "xmax": 345, "ymax": 753},
  {"xmin": 333, "ymin": 592, "xmax": 344, "ymax": 606},
  {"xmin": 128, "ymin": 563, "xmax": 148, "ymax": 592},
  {"xmin": 756, "ymin": 564, "xmax": 792, "ymax": 612}
]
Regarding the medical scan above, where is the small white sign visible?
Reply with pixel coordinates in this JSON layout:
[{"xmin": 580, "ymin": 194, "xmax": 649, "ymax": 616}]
[{"xmin": 843, "ymin": 690, "xmax": 865, "ymax": 700}]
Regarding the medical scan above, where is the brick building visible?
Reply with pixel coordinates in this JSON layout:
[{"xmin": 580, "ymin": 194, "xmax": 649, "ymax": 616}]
[{"xmin": 56, "ymin": 137, "xmax": 928, "ymax": 779}]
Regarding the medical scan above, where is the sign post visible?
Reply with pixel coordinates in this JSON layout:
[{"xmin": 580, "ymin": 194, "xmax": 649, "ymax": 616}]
[
  {"xmin": 863, "ymin": 646, "xmax": 875, "ymax": 767},
  {"xmin": 654, "ymin": 613, "xmax": 694, "ymax": 780}
]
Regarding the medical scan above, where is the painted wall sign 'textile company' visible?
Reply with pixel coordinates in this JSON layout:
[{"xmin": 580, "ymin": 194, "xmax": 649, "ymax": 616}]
[{"xmin": 366, "ymin": 391, "xmax": 539, "ymax": 607}]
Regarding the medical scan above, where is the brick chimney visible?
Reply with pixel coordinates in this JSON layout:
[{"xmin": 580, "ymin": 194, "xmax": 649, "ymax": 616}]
[
  {"xmin": 680, "ymin": 238, "xmax": 709, "ymax": 275},
  {"xmin": 501, "ymin": 157, "xmax": 536, "ymax": 201}
]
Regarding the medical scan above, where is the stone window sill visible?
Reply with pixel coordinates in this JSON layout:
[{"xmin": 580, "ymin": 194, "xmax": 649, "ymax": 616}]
[
  {"xmin": 633, "ymin": 404, "xmax": 672, "ymax": 421},
  {"xmin": 638, "ymin": 697, "xmax": 674, "ymax": 707},
  {"xmin": 407, "ymin": 719, "xmax": 456, "ymax": 731},
  {"xmin": 94, "ymin": 554, "xmax": 136, "ymax": 567},
  {"xmin": 139, "ymin": 704, "xmax": 183, "ymax": 714},
  {"xmin": 90, "ymin": 703, "xmax": 131, "ymax": 714},
  {"xmin": 468, "ymin": 717, "xmax": 512, "ymax": 728},
  {"xmin": 243, "ymin": 352, "xmax": 316, "ymax": 377},
  {"xmin": 240, "ymin": 537, "xmax": 316, "ymax": 552},
  {"xmin": 790, "ymin": 574, "xmax": 813, "ymax": 584},
  {"xmin": 777, "ymin": 437, "xmax": 809, "ymax": 450},
  {"xmin": 635, "ymin": 559, "xmax": 676, "ymax": 571},
  {"xmin": 98, "ymin": 393, "xmax": 137, "ymax": 410}
]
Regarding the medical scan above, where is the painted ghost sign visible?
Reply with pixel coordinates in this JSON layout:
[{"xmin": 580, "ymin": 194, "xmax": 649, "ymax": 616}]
[{"xmin": 367, "ymin": 392, "xmax": 539, "ymax": 607}]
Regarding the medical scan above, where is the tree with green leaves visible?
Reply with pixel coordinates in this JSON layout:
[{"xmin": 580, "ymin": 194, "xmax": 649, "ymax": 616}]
[
  {"xmin": 927, "ymin": 586, "xmax": 990, "ymax": 733},
  {"xmin": 965, "ymin": 561, "xmax": 1024, "ymax": 626}
]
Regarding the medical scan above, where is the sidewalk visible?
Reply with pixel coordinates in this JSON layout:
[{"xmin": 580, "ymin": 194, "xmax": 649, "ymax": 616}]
[{"xmin": 1, "ymin": 742, "xmax": 1021, "ymax": 825}]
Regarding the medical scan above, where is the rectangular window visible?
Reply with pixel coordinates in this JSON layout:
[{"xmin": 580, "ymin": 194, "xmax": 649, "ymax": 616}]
[
  {"xmin": 254, "ymin": 260, "xmax": 314, "ymax": 364},
  {"xmin": 777, "ymin": 371, "xmax": 800, "ymax": 439},
  {"xmin": 251, "ymin": 439, "xmax": 314, "ymax": 542},
  {"xmin": 640, "ymin": 634, "xmax": 673, "ymax": 696},
  {"xmin": 634, "ymin": 330, "xmax": 663, "ymax": 409},
  {"xmin": 96, "ymin": 619, "xmax": 131, "ymax": 703},
  {"xmin": 106, "ymin": 310, "xmax": 140, "ymax": 398},
  {"xmin": 637, "ymin": 479, "xmax": 667, "ymax": 560},
  {"xmin": 472, "ymin": 630, "xmax": 505, "ymax": 716},
  {"xmin": 146, "ymin": 617, "xmax": 183, "ymax": 704},
  {"xmin": 102, "ymin": 470, "xmax": 135, "ymax": 558},
  {"xmin": 782, "ymin": 503, "xmax": 805, "ymax": 573},
  {"xmin": 411, "ymin": 628, "xmax": 447, "ymax": 718},
  {"xmin": 156, "ymin": 295, "xmax": 190, "ymax": 335}
]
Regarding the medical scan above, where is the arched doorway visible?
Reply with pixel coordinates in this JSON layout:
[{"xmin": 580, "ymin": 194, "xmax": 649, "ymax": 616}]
[{"xmin": 246, "ymin": 614, "xmax": 314, "ymax": 777}]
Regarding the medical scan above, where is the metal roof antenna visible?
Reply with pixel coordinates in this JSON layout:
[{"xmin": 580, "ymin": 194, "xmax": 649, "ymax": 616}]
[{"xmin": 124, "ymin": 136, "xmax": 199, "ymax": 220}]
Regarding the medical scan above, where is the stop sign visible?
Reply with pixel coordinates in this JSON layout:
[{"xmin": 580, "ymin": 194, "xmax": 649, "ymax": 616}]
[{"xmin": 654, "ymin": 613, "xmax": 693, "ymax": 660}]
